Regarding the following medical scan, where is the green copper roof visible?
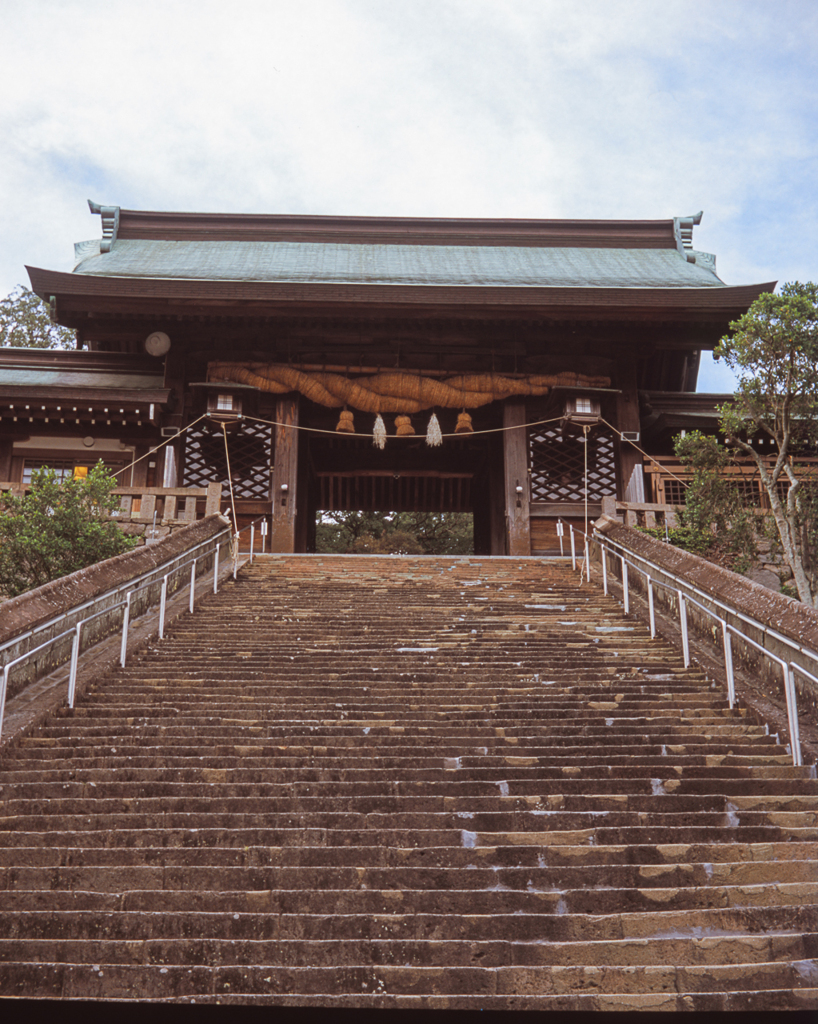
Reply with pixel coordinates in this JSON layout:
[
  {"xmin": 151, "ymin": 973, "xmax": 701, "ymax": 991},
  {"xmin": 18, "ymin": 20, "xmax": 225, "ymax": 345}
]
[
  {"xmin": 71, "ymin": 239, "xmax": 725, "ymax": 290},
  {"xmin": 0, "ymin": 367, "xmax": 164, "ymax": 390}
]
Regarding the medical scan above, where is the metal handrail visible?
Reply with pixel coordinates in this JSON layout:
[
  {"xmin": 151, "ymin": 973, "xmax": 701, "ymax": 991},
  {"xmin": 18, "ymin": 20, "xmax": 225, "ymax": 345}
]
[
  {"xmin": 0, "ymin": 528, "xmax": 231, "ymax": 659},
  {"xmin": 0, "ymin": 526, "xmax": 231, "ymax": 743},
  {"xmin": 562, "ymin": 521, "xmax": 811, "ymax": 767},
  {"xmin": 228, "ymin": 514, "xmax": 269, "ymax": 577}
]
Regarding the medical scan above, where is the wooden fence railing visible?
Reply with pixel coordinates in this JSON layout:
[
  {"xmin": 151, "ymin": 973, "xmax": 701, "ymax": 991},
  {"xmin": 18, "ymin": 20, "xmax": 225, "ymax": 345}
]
[
  {"xmin": 601, "ymin": 496, "xmax": 679, "ymax": 529},
  {"xmin": 0, "ymin": 483, "xmax": 222, "ymax": 525},
  {"xmin": 110, "ymin": 484, "xmax": 222, "ymax": 524},
  {"xmin": 644, "ymin": 456, "xmax": 818, "ymax": 508}
]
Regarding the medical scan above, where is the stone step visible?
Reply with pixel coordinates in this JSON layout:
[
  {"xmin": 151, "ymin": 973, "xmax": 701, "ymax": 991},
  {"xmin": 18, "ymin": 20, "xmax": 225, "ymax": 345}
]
[
  {"xmin": 0, "ymin": 839, "xmax": 814, "ymax": 867},
  {"xmin": 2, "ymin": 764, "xmax": 810, "ymax": 783},
  {"xmin": 9, "ymin": 778, "xmax": 815, "ymax": 799},
  {"xmin": 4, "ymin": 880, "xmax": 818, "ymax": 916},
  {"xmin": 0, "ymin": 554, "xmax": 814, "ymax": 1008},
  {"xmin": 5, "ymin": 903, "xmax": 817, "ymax": 942},
  {"xmin": 0, "ymin": 960, "xmax": 815, "ymax": 1003},
  {"xmin": 8, "ymin": 793, "xmax": 814, "ymax": 816},
  {"xmin": 2, "ymin": 931, "xmax": 817, "ymax": 969},
  {"xmin": 3, "ymin": 858, "xmax": 817, "ymax": 894}
]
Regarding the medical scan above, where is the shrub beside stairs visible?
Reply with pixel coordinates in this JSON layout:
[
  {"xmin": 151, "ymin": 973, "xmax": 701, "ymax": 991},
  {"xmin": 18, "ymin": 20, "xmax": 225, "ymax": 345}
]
[{"xmin": 0, "ymin": 555, "xmax": 816, "ymax": 1009}]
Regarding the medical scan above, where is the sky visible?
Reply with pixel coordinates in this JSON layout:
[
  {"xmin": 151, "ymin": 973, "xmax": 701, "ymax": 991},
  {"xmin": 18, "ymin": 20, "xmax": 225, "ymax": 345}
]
[{"xmin": 1, "ymin": 0, "xmax": 816, "ymax": 391}]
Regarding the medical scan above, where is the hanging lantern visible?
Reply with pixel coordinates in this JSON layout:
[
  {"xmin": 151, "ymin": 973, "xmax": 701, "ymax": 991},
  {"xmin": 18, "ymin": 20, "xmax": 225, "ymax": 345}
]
[
  {"xmin": 455, "ymin": 411, "xmax": 474, "ymax": 434},
  {"xmin": 373, "ymin": 414, "xmax": 387, "ymax": 449},
  {"xmin": 395, "ymin": 415, "xmax": 415, "ymax": 436},
  {"xmin": 426, "ymin": 412, "xmax": 443, "ymax": 447},
  {"xmin": 336, "ymin": 409, "xmax": 355, "ymax": 433}
]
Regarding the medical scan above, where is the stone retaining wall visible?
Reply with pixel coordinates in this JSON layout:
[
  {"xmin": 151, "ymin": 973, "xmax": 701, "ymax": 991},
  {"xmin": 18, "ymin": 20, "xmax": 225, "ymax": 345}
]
[
  {"xmin": 592, "ymin": 516, "xmax": 818, "ymax": 728},
  {"xmin": 0, "ymin": 515, "xmax": 231, "ymax": 702}
]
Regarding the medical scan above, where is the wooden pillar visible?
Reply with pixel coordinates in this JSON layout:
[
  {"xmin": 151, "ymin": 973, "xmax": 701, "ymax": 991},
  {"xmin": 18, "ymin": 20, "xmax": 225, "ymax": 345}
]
[
  {"xmin": 0, "ymin": 438, "xmax": 13, "ymax": 482},
  {"xmin": 131, "ymin": 443, "xmax": 151, "ymax": 488},
  {"xmin": 294, "ymin": 415, "xmax": 310, "ymax": 553},
  {"xmin": 488, "ymin": 432, "xmax": 506, "ymax": 556},
  {"xmin": 271, "ymin": 395, "xmax": 300, "ymax": 552},
  {"xmin": 152, "ymin": 446, "xmax": 167, "ymax": 491},
  {"xmin": 472, "ymin": 468, "xmax": 490, "ymax": 555},
  {"xmin": 615, "ymin": 357, "xmax": 645, "ymax": 503},
  {"xmin": 503, "ymin": 400, "xmax": 531, "ymax": 557}
]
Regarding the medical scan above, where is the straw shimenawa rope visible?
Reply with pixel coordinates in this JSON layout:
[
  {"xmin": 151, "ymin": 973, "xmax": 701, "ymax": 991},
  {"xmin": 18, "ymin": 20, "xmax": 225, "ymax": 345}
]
[{"xmin": 207, "ymin": 363, "xmax": 611, "ymax": 414}]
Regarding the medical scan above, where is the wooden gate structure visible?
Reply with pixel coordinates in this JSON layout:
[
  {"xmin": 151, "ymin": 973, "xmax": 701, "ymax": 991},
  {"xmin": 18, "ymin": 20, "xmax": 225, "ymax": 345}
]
[{"xmin": 4, "ymin": 204, "xmax": 774, "ymax": 554}]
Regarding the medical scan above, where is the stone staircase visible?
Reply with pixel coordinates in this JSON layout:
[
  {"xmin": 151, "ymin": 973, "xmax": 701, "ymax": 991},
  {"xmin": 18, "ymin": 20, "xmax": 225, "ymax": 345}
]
[{"xmin": 0, "ymin": 554, "xmax": 816, "ymax": 1010}]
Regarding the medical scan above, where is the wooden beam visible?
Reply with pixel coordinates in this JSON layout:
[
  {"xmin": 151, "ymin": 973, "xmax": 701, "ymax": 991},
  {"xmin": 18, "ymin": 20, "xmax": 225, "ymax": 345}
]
[{"xmin": 503, "ymin": 400, "xmax": 531, "ymax": 556}]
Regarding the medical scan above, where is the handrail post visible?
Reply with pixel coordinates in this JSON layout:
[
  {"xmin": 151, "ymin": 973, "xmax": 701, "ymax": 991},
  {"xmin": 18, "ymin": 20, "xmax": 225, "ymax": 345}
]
[
  {"xmin": 213, "ymin": 543, "xmax": 220, "ymax": 594},
  {"xmin": 570, "ymin": 527, "xmax": 576, "ymax": 571},
  {"xmin": 159, "ymin": 575, "xmax": 168, "ymax": 640},
  {"xmin": 647, "ymin": 576, "xmax": 655, "ymax": 638},
  {"xmin": 785, "ymin": 665, "xmax": 803, "ymax": 767},
  {"xmin": 250, "ymin": 523, "xmax": 255, "ymax": 564},
  {"xmin": 189, "ymin": 559, "xmax": 197, "ymax": 614},
  {"xmin": 721, "ymin": 621, "xmax": 735, "ymax": 709},
  {"xmin": 0, "ymin": 664, "xmax": 10, "ymax": 742},
  {"xmin": 584, "ymin": 537, "xmax": 590, "ymax": 582},
  {"xmin": 233, "ymin": 533, "xmax": 239, "ymax": 580},
  {"xmin": 120, "ymin": 592, "xmax": 132, "ymax": 668},
  {"xmin": 679, "ymin": 591, "xmax": 690, "ymax": 668},
  {"xmin": 621, "ymin": 557, "xmax": 629, "ymax": 615},
  {"xmin": 601, "ymin": 544, "xmax": 608, "ymax": 595},
  {"xmin": 68, "ymin": 622, "xmax": 82, "ymax": 708}
]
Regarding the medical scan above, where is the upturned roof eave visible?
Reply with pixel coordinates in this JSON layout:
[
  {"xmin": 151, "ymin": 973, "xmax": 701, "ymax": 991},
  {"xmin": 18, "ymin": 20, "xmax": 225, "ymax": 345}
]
[{"xmin": 27, "ymin": 266, "xmax": 777, "ymax": 320}]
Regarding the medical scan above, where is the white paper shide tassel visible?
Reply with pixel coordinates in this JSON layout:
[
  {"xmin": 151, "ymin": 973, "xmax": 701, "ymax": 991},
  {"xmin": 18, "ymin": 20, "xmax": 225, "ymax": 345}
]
[
  {"xmin": 426, "ymin": 412, "xmax": 443, "ymax": 447},
  {"xmin": 372, "ymin": 414, "xmax": 387, "ymax": 449}
]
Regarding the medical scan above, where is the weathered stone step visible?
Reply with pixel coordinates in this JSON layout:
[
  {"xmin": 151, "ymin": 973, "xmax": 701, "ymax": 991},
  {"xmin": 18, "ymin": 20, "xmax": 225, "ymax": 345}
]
[
  {"xmin": 4, "ymin": 803, "xmax": 816, "ymax": 835},
  {"xmin": 38, "ymin": 718, "xmax": 757, "ymax": 736},
  {"xmin": 2, "ymin": 763, "xmax": 810, "ymax": 784},
  {"xmin": 5, "ymin": 903, "xmax": 816, "ymax": 943},
  {"xmin": 0, "ymin": 959, "xmax": 815, "ymax": 1002},
  {"xmin": 3, "ymin": 858, "xmax": 817, "ymax": 894},
  {"xmin": 11, "ymin": 777, "xmax": 813, "ymax": 800},
  {"xmin": 3, "ymin": 931, "xmax": 817, "ymax": 969},
  {"xmin": 129, "ymin": 989, "xmax": 818, "ymax": 1011},
  {"xmin": 1, "ymin": 839, "xmax": 815, "ymax": 868},
  {"xmin": 9, "ymin": 793, "xmax": 812, "ymax": 818},
  {"xmin": 4, "ymin": 757, "xmax": 795, "ymax": 776},
  {"xmin": 24, "ymin": 721, "xmax": 770, "ymax": 741},
  {"xmin": 9, "ymin": 742, "xmax": 783, "ymax": 765},
  {"xmin": 4, "ymin": 880, "xmax": 818, "ymax": 916}
]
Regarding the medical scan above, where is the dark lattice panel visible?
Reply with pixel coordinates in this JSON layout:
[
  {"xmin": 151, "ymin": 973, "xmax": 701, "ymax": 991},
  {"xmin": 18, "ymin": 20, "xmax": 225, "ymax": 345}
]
[
  {"xmin": 183, "ymin": 421, "xmax": 272, "ymax": 500},
  {"xmin": 734, "ymin": 477, "xmax": 763, "ymax": 506},
  {"xmin": 318, "ymin": 474, "xmax": 472, "ymax": 513},
  {"xmin": 663, "ymin": 479, "xmax": 688, "ymax": 505},
  {"xmin": 529, "ymin": 427, "xmax": 616, "ymax": 502}
]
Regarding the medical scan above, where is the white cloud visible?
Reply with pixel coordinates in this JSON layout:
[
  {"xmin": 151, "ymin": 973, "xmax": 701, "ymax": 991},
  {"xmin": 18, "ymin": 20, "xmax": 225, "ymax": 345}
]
[{"xmin": 1, "ymin": 0, "xmax": 815, "ymax": 390}]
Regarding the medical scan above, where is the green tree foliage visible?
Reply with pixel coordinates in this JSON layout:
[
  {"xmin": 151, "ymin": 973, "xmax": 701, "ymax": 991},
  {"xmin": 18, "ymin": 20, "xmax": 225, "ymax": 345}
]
[
  {"xmin": 649, "ymin": 432, "xmax": 758, "ymax": 574},
  {"xmin": 0, "ymin": 285, "xmax": 77, "ymax": 349},
  {"xmin": 0, "ymin": 463, "xmax": 137, "ymax": 598},
  {"xmin": 316, "ymin": 511, "xmax": 473, "ymax": 555},
  {"xmin": 715, "ymin": 281, "xmax": 818, "ymax": 605}
]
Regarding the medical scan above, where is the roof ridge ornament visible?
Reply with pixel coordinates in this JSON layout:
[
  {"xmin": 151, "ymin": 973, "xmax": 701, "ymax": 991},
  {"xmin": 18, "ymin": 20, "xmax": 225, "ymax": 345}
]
[
  {"xmin": 87, "ymin": 200, "xmax": 120, "ymax": 253},
  {"xmin": 674, "ymin": 211, "xmax": 703, "ymax": 263}
]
